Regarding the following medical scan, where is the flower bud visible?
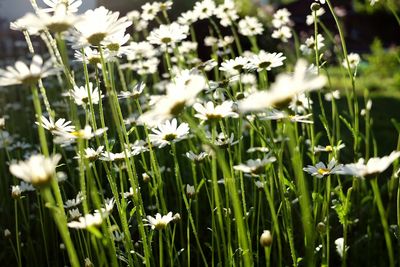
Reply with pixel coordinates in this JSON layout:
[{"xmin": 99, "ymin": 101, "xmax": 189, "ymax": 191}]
[
  {"xmin": 142, "ymin": 173, "xmax": 151, "ymax": 183},
  {"xmin": 172, "ymin": 213, "xmax": 181, "ymax": 223},
  {"xmin": 311, "ymin": 3, "xmax": 321, "ymax": 12},
  {"xmin": 4, "ymin": 229, "xmax": 11, "ymax": 239},
  {"xmin": 317, "ymin": 222, "xmax": 326, "ymax": 234},
  {"xmin": 260, "ymin": 230, "xmax": 273, "ymax": 247}
]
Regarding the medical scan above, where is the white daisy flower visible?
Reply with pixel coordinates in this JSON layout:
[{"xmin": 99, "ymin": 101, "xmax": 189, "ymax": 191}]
[
  {"xmin": 68, "ymin": 208, "xmax": 82, "ymax": 220},
  {"xmin": 193, "ymin": 101, "xmax": 239, "ymax": 121},
  {"xmin": 12, "ymin": 5, "xmax": 80, "ymax": 33},
  {"xmin": 9, "ymin": 154, "xmax": 61, "ymax": 186},
  {"xmin": 69, "ymin": 6, "xmax": 132, "ymax": 48},
  {"xmin": 260, "ymin": 110, "xmax": 314, "ymax": 124},
  {"xmin": 300, "ymin": 34, "xmax": 325, "ymax": 56},
  {"xmin": 306, "ymin": 8, "xmax": 325, "ymax": 25},
  {"xmin": 238, "ymin": 59, "xmax": 326, "ymax": 112},
  {"xmin": 137, "ymin": 70, "xmax": 206, "ymax": 126},
  {"xmin": 178, "ymin": 10, "xmax": 198, "ymax": 25},
  {"xmin": 100, "ymin": 150, "xmax": 133, "ymax": 162},
  {"xmin": 149, "ymin": 119, "xmax": 190, "ymax": 148},
  {"xmin": 343, "ymin": 53, "xmax": 360, "ymax": 69},
  {"xmin": 36, "ymin": 116, "xmax": 75, "ymax": 134},
  {"xmin": 272, "ymin": 8, "xmax": 292, "ymax": 29},
  {"xmin": 271, "ymin": 25, "xmax": 292, "ymax": 42},
  {"xmin": 70, "ymin": 82, "xmax": 103, "ymax": 106},
  {"xmin": 238, "ymin": 16, "xmax": 264, "ymax": 36},
  {"xmin": 193, "ymin": 0, "xmax": 216, "ymax": 20},
  {"xmin": 53, "ymin": 125, "xmax": 108, "ymax": 145},
  {"xmin": 76, "ymin": 146, "xmax": 104, "ymax": 161},
  {"xmin": 0, "ymin": 55, "xmax": 59, "ymax": 86},
  {"xmin": 64, "ymin": 192, "xmax": 84, "ymax": 209},
  {"xmin": 147, "ymin": 23, "xmax": 189, "ymax": 47},
  {"xmin": 118, "ymin": 82, "xmax": 145, "ymax": 99},
  {"xmin": 313, "ymin": 143, "xmax": 346, "ymax": 154},
  {"xmin": 42, "ymin": 0, "xmax": 82, "ymax": 13},
  {"xmin": 67, "ymin": 212, "xmax": 104, "ymax": 229},
  {"xmin": 219, "ymin": 56, "xmax": 249, "ymax": 75},
  {"xmin": 234, "ymin": 156, "xmax": 277, "ymax": 176},
  {"xmin": 340, "ymin": 151, "xmax": 400, "ymax": 178},
  {"xmin": 185, "ymin": 151, "xmax": 209, "ymax": 163},
  {"xmin": 143, "ymin": 212, "xmax": 174, "ymax": 230},
  {"xmin": 141, "ymin": 2, "xmax": 161, "ymax": 21},
  {"xmin": 303, "ymin": 158, "xmax": 344, "ymax": 178},
  {"xmin": 288, "ymin": 93, "xmax": 312, "ymax": 114},
  {"xmin": 324, "ymin": 90, "xmax": 340, "ymax": 101},
  {"xmin": 245, "ymin": 51, "xmax": 286, "ymax": 72},
  {"xmin": 125, "ymin": 41, "xmax": 157, "ymax": 60},
  {"xmin": 214, "ymin": 0, "xmax": 238, "ymax": 27}
]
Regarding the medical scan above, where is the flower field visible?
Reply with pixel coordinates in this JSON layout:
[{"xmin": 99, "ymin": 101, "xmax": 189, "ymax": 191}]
[{"xmin": 1, "ymin": 0, "xmax": 400, "ymax": 266}]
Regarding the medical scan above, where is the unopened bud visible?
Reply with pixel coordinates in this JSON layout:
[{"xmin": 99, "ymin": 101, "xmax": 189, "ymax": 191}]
[
  {"xmin": 317, "ymin": 222, "xmax": 326, "ymax": 234},
  {"xmin": 172, "ymin": 213, "xmax": 181, "ymax": 223},
  {"xmin": 260, "ymin": 230, "xmax": 273, "ymax": 247},
  {"xmin": 311, "ymin": 3, "xmax": 321, "ymax": 12},
  {"xmin": 4, "ymin": 229, "xmax": 11, "ymax": 238},
  {"xmin": 142, "ymin": 173, "xmax": 151, "ymax": 183}
]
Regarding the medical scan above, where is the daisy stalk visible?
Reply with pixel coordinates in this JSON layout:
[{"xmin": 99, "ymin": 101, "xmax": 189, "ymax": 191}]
[
  {"xmin": 98, "ymin": 45, "xmax": 152, "ymax": 265},
  {"xmin": 325, "ymin": 0, "xmax": 360, "ymax": 156}
]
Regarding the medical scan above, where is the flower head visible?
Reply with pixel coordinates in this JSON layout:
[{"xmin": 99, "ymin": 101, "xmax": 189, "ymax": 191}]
[
  {"xmin": 0, "ymin": 55, "xmax": 59, "ymax": 86},
  {"xmin": 234, "ymin": 156, "xmax": 276, "ymax": 176},
  {"xmin": 193, "ymin": 101, "xmax": 238, "ymax": 122},
  {"xmin": 340, "ymin": 151, "xmax": 400, "ymax": 178},
  {"xmin": 9, "ymin": 154, "xmax": 61, "ymax": 186},
  {"xmin": 149, "ymin": 119, "xmax": 190, "ymax": 148},
  {"xmin": 303, "ymin": 158, "xmax": 343, "ymax": 178},
  {"xmin": 144, "ymin": 212, "xmax": 174, "ymax": 230}
]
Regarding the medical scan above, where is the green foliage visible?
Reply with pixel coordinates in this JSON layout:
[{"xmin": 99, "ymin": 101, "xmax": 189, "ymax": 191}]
[{"xmin": 363, "ymin": 38, "xmax": 400, "ymax": 92}]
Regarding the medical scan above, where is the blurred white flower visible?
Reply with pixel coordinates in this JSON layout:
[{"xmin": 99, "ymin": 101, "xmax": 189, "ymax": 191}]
[
  {"xmin": 9, "ymin": 154, "xmax": 61, "ymax": 186},
  {"xmin": 0, "ymin": 55, "xmax": 59, "ymax": 86},
  {"xmin": 147, "ymin": 23, "xmax": 189, "ymax": 47},
  {"xmin": 234, "ymin": 156, "xmax": 276, "ymax": 176},
  {"xmin": 238, "ymin": 16, "xmax": 264, "ymax": 36},
  {"xmin": 271, "ymin": 26, "xmax": 292, "ymax": 42},
  {"xmin": 340, "ymin": 151, "xmax": 400, "ymax": 178},
  {"xmin": 239, "ymin": 59, "xmax": 326, "ymax": 112}
]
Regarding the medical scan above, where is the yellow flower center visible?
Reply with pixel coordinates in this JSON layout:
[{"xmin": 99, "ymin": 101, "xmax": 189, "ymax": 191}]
[
  {"xmin": 325, "ymin": 145, "xmax": 333, "ymax": 152},
  {"xmin": 317, "ymin": 168, "xmax": 330, "ymax": 176}
]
